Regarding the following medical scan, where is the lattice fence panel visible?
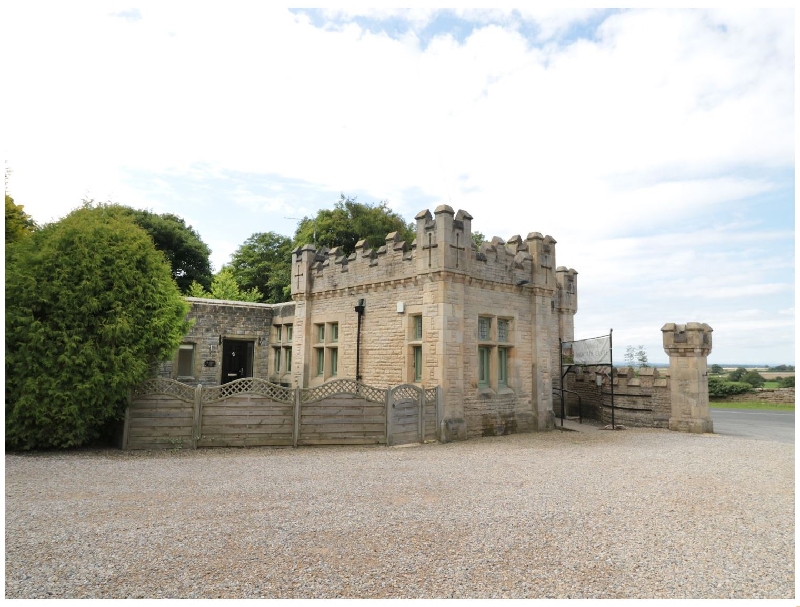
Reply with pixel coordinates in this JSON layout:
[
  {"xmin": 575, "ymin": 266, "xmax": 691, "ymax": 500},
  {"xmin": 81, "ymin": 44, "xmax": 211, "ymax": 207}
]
[
  {"xmin": 301, "ymin": 379, "xmax": 387, "ymax": 404},
  {"xmin": 133, "ymin": 378, "xmax": 195, "ymax": 403},
  {"xmin": 425, "ymin": 387, "xmax": 438, "ymax": 406},
  {"xmin": 203, "ymin": 378, "xmax": 293, "ymax": 404},
  {"xmin": 391, "ymin": 384, "xmax": 423, "ymax": 402}
]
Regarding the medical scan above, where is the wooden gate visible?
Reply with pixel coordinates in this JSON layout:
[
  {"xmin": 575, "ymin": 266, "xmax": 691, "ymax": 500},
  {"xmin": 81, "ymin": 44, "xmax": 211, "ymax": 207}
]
[{"xmin": 387, "ymin": 384, "xmax": 424, "ymax": 446}]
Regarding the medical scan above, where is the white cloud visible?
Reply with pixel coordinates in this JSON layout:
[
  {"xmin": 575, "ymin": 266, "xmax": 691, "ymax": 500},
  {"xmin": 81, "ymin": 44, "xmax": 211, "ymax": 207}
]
[{"xmin": 3, "ymin": 7, "xmax": 793, "ymax": 362}]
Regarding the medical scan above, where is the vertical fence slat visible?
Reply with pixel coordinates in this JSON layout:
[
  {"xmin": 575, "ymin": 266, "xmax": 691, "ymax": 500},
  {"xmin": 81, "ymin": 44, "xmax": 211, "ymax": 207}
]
[
  {"xmin": 192, "ymin": 384, "xmax": 203, "ymax": 449},
  {"xmin": 122, "ymin": 391, "xmax": 132, "ymax": 450},
  {"xmin": 436, "ymin": 386, "xmax": 443, "ymax": 442},
  {"xmin": 386, "ymin": 388, "xmax": 393, "ymax": 447},
  {"xmin": 418, "ymin": 389, "xmax": 425, "ymax": 443},
  {"xmin": 293, "ymin": 388, "xmax": 301, "ymax": 448}
]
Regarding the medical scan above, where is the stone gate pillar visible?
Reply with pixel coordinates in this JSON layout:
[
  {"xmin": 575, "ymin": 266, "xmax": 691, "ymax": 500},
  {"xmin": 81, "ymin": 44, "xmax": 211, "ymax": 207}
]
[{"xmin": 662, "ymin": 322, "xmax": 714, "ymax": 434}]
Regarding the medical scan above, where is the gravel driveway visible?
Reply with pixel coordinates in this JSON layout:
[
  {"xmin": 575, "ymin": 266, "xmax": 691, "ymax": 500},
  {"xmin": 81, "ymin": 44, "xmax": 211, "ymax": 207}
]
[{"xmin": 5, "ymin": 427, "xmax": 794, "ymax": 599}]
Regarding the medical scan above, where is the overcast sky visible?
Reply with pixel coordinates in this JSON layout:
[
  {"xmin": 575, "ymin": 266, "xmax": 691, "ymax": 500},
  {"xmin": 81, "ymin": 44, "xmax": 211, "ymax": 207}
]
[{"xmin": 3, "ymin": 6, "xmax": 795, "ymax": 365}]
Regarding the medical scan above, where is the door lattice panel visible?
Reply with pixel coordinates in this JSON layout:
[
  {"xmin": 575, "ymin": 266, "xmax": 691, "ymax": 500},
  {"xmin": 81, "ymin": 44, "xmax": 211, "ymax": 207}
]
[
  {"xmin": 425, "ymin": 387, "xmax": 437, "ymax": 405},
  {"xmin": 391, "ymin": 384, "xmax": 422, "ymax": 402}
]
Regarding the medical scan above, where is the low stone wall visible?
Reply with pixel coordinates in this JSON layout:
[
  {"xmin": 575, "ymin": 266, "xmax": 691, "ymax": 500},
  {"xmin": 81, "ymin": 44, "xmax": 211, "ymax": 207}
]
[
  {"xmin": 712, "ymin": 388, "xmax": 795, "ymax": 405},
  {"xmin": 560, "ymin": 366, "xmax": 672, "ymax": 427}
]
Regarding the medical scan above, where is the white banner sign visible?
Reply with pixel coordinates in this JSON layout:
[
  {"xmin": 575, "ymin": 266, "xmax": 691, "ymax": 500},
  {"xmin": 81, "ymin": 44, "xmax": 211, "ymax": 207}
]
[{"xmin": 565, "ymin": 335, "xmax": 611, "ymax": 365}]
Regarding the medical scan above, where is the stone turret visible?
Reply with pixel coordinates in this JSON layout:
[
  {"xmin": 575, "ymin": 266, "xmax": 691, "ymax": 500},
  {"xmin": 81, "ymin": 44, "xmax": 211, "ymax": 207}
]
[
  {"xmin": 662, "ymin": 322, "xmax": 714, "ymax": 434},
  {"xmin": 556, "ymin": 267, "xmax": 578, "ymax": 343},
  {"xmin": 415, "ymin": 205, "xmax": 474, "ymax": 274},
  {"xmin": 290, "ymin": 244, "xmax": 317, "ymax": 297}
]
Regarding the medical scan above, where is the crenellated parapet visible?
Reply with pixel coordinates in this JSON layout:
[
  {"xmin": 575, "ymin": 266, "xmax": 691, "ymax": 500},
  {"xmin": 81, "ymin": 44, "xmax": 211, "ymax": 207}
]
[
  {"xmin": 290, "ymin": 233, "xmax": 417, "ymax": 298},
  {"xmin": 291, "ymin": 206, "xmax": 576, "ymax": 299}
]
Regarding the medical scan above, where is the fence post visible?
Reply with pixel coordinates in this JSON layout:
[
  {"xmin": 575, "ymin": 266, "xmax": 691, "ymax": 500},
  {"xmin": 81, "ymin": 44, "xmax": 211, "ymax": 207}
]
[
  {"xmin": 122, "ymin": 390, "xmax": 133, "ymax": 450},
  {"xmin": 418, "ymin": 387, "xmax": 425, "ymax": 443},
  {"xmin": 386, "ymin": 386, "xmax": 393, "ymax": 447},
  {"xmin": 192, "ymin": 384, "xmax": 203, "ymax": 449},
  {"xmin": 293, "ymin": 388, "xmax": 301, "ymax": 448},
  {"xmin": 436, "ymin": 385, "xmax": 443, "ymax": 442}
]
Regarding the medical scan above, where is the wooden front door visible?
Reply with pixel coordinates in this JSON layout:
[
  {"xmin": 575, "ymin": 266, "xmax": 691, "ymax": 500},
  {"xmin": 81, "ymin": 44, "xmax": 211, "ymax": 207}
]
[{"xmin": 221, "ymin": 340, "xmax": 254, "ymax": 384}]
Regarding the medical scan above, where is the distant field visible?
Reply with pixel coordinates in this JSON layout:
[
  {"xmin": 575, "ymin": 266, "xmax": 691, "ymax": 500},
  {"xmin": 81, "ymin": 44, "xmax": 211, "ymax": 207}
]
[
  {"xmin": 710, "ymin": 401, "xmax": 795, "ymax": 410},
  {"xmin": 760, "ymin": 372, "xmax": 794, "ymax": 380},
  {"xmin": 715, "ymin": 370, "xmax": 794, "ymax": 380}
]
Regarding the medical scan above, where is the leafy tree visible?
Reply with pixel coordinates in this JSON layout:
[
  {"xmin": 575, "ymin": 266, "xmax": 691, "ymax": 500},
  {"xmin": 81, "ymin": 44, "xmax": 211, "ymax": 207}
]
[
  {"xmin": 624, "ymin": 345, "xmax": 649, "ymax": 369},
  {"xmin": 728, "ymin": 367, "xmax": 747, "ymax": 382},
  {"xmin": 778, "ymin": 376, "xmax": 795, "ymax": 388},
  {"xmin": 624, "ymin": 345, "xmax": 636, "ymax": 367},
  {"xmin": 5, "ymin": 194, "xmax": 37, "ymax": 248},
  {"xmin": 741, "ymin": 370, "xmax": 766, "ymax": 388},
  {"xmin": 635, "ymin": 345, "xmax": 649, "ymax": 368},
  {"xmin": 293, "ymin": 194, "xmax": 414, "ymax": 255},
  {"xmin": 472, "ymin": 231, "xmax": 485, "ymax": 248},
  {"xmin": 5, "ymin": 206, "xmax": 190, "ymax": 450},
  {"xmin": 97, "ymin": 205, "xmax": 213, "ymax": 293},
  {"xmin": 710, "ymin": 364, "xmax": 724, "ymax": 375},
  {"xmin": 228, "ymin": 232, "xmax": 293, "ymax": 303},
  {"xmin": 188, "ymin": 268, "xmax": 261, "ymax": 303}
]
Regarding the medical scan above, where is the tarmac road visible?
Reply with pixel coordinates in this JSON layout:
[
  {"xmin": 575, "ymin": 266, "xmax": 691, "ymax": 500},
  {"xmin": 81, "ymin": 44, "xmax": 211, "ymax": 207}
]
[{"xmin": 710, "ymin": 408, "xmax": 794, "ymax": 444}]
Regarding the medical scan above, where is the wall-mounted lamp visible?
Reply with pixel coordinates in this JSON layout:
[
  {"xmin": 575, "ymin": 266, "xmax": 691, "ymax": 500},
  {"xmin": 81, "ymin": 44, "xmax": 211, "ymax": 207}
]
[
  {"xmin": 354, "ymin": 298, "xmax": 366, "ymax": 314},
  {"xmin": 257, "ymin": 336, "xmax": 266, "ymax": 346}
]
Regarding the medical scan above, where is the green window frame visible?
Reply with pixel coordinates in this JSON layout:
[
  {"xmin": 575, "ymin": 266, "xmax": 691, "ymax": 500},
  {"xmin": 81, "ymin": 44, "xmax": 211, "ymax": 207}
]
[
  {"xmin": 287, "ymin": 325, "xmax": 293, "ymax": 342},
  {"xmin": 331, "ymin": 322, "xmax": 339, "ymax": 343},
  {"xmin": 478, "ymin": 346, "xmax": 490, "ymax": 387},
  {"xmin": 498, "ymin": 347, "xmax": 508, "ymax": 387},
  {"xmin": 498, "ymin": 319, "xmax": 509, "ymax": 343},
  {"xmin": 413, "ymin": 345, "xmax": 422, "ymax": 382},
  {"xmin": 413, "ymin": 315, "xmax": 422, "ymax": 340},
  {"xmin": 330, "ymin": 348, "xmax": 338, "ymax": 376},
  {"xmin": 478, "ymin": 317, "xmax": 491, "ymax": 341},
  {"xmin": 177, "ymin": 344, "xmax": 195, "ymax": 378},
  {"xmin": 316, "ymin": 348, "xmax": 324, "ymax": 376},
  {"xmin": 317, "ymin": 324, "xmax": 325, "ymax": 343},
  {"xmin": 285, "ymin": 347, "xmax": 292, "ymax": 373},
  {"xmin": 276, "ymin": 325, "xmax": 282, "ymax": 342},
  {"xmin": 274, "ymin": 347, "xmax": 281, "ymax": 373}
]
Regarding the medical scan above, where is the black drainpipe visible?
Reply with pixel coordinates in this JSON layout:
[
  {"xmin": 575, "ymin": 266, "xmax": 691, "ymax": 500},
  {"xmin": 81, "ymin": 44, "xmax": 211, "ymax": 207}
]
[{"xmin": 354, "ymin": 298, "xmax": 365, "ymax": 381}]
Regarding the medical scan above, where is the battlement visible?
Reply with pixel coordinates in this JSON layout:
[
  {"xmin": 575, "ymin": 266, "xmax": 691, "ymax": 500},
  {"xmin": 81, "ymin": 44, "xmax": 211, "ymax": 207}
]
[{"xmin": 291, "ymin": 207, "xmax": 578, "ymax": 300}]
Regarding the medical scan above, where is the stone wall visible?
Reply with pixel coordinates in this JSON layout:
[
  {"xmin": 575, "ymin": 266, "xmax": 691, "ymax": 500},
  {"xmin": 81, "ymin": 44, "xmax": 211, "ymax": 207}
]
[
  {"xmin": 713, "ymin": 388, "xmax": 795, "ymax": 405},
  {"xmin": 158, "ymin": 298, "xmax": 292, "ymax": 387},
  {"xmin": 563, "ymin": 366, "xmax": 672, "ymax": 428}
]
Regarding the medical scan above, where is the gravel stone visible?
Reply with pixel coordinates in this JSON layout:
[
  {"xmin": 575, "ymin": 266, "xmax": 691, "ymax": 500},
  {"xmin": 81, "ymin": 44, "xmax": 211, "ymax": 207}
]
[{"xmin": 5, "ymin": 427, "xmax": 794, "ymax": 599}]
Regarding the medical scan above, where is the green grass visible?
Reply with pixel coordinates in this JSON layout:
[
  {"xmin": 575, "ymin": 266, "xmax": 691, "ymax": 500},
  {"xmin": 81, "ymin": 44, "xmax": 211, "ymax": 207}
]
[
  {"xmin": 710, "ymin": 401, "xmax": 794, "ymax": 411},
  {"xmin": 762, "ymin": 381, "xmax": 780, "ymax": 389}
]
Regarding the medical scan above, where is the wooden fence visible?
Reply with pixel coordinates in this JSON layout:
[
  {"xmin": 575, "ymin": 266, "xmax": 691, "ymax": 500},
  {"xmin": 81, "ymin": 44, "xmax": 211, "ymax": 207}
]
[{"xmin": 123, "ymin": 378, "xmax": 441, "ymax": 450}]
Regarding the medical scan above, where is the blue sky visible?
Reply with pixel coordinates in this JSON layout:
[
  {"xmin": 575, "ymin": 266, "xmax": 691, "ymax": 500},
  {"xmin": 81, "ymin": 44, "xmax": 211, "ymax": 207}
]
[{"xmin": 3, "ymin": 5, "xmax": 795, "ymax": 365}]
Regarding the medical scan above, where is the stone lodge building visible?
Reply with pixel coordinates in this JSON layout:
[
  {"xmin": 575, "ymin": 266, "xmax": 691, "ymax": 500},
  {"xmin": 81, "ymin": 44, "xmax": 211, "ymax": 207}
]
[{"xmin": 159, "ymin": 205, "xmax": 578, "ymax": 441}]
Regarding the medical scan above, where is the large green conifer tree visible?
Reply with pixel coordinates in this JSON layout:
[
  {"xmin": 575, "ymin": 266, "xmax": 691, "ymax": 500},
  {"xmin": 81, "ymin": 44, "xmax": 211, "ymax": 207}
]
[{"xmin": 5, "ymin": 206, "xmax": 190, "ymax": 449}]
